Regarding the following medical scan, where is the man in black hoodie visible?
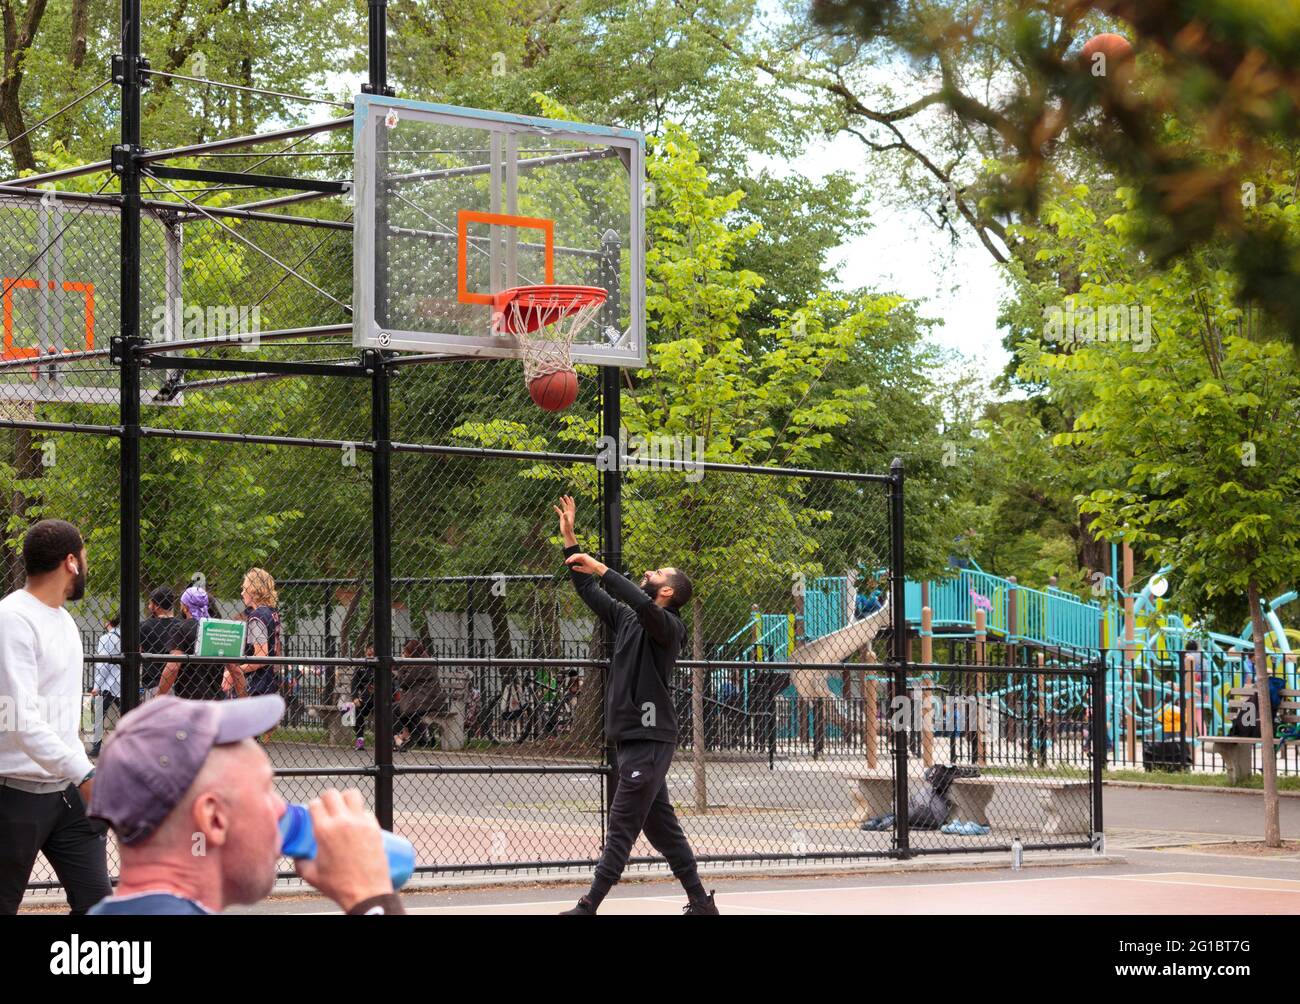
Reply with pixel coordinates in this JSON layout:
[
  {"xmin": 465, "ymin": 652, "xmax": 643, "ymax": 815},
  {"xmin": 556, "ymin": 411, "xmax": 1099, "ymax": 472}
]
[{"xmin": 554, "ymin": 495, "xmax": 717, "ymax": 915}]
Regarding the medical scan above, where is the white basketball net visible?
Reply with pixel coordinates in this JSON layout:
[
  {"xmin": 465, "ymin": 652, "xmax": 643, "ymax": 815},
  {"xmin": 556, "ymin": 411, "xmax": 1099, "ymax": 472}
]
[{"xmin": 494, "ymin": 291, "xmax": 605, "ymax": 383}]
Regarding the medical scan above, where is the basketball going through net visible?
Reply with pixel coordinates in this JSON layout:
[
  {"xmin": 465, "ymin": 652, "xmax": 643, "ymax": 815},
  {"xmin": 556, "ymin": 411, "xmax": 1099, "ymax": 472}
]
[{"xmin": 491, "ymin": 284, "xmax": 607, "ymax": 411}]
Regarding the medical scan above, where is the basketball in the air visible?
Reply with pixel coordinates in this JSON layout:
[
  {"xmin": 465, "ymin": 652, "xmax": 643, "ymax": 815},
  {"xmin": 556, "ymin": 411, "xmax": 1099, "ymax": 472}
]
[
  {"xmin": 529, "ymin": 369, "xmax": 579, "ymax": 411},
  {"xmin": 1081, "ymin": 33, "xmax": 1133, "ymax": 78}
]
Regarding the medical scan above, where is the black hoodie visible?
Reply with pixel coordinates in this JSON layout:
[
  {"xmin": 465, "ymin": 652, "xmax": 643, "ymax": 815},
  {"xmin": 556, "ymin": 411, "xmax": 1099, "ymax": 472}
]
[{"xmin": 564, "ymin": 545, "xmax": 684, "ymax": 743}]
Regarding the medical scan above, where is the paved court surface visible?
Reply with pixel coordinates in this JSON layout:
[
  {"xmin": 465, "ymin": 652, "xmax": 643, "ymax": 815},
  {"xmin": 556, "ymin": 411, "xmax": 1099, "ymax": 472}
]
[{"xmin": 227, "ymin": 846, "xmax": 1300, "ymax": 915}]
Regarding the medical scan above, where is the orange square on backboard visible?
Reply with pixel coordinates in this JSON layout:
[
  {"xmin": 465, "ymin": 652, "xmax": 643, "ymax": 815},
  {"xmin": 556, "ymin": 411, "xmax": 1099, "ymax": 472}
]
[{"xmin": 456, "ymin": 211, "xmax": 554, "ymax": 305}]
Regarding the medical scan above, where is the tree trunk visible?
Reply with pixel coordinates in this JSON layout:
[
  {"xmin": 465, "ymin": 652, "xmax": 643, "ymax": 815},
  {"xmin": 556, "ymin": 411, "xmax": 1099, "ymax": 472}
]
[
  {"xmin": 1076, "ymin": 511, "xmax": 1106, "ymax": 585},
  {"xmin": 0, "ymin": 0, "xmax": 50, "ymax": 173},
  {"xmin": 68, "ymin": 0, "xmax": 88, "ymax": 70},
  {"xmin": 1247, "ymin": 581, "xmax": 1281, "ymax": 847},
  {"xmin": 691, "ymin": 594, "xmax": 706, "ymax": 813},
  {"xmin": 486, "ymin": 587, "xmax": 513, "ymax": 661}
]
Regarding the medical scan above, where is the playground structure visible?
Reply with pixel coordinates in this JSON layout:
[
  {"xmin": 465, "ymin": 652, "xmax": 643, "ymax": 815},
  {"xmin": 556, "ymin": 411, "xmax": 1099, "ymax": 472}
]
[{"xmin": 720, "ymin": 542, "xmax": 1296, "ymax": 770}]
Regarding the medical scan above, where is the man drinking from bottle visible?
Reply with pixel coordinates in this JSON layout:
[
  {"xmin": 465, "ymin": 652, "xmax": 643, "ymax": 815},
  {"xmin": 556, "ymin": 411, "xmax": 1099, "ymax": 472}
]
[{"xmin": 87, "ymin": 695, "xmax": 404, "ymax": 915}]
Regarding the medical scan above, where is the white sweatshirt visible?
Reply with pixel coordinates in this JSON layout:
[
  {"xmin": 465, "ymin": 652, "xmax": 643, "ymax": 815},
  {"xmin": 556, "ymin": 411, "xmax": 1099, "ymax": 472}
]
[{"xmin": 0, "ymin": 588, "xmax": 94, "ymax": 785}]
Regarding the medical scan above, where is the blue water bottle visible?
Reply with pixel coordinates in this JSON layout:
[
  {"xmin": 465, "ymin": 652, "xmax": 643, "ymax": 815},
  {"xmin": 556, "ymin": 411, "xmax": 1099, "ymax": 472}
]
[{"xmin": 278, "ymin": 803, "xmax": 416, "ymax": 889}]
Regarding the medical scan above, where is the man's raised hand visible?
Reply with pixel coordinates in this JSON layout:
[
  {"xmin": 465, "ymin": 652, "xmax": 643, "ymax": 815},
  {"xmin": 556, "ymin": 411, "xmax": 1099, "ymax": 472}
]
[{"xmin": 554, "ymin": 495, "xmax": 577, "ymax": 546}]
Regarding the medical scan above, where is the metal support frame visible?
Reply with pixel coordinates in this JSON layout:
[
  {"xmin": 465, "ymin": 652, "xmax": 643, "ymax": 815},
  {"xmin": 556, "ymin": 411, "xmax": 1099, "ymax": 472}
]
[
  {"xmin": 366, "ymin": 0, "xmax": 395, "ymax": 832},
  {"xmin": 145, "ymin": 164, "xmax": 350, "ymax": 195},
  {"xmin": 117, "ymin": 0, "xmax": 143, "ymax": 716},
  {"xmin": 139, "ymin": 355, "xmax": 369, "ymax": 379},
  {"xmin": 889, "ymin": 457, "xmax": 910, "ymax": 856},
  {"xmin": 598, "ymin": 238, "xmax": 623, "ymax": 825}
]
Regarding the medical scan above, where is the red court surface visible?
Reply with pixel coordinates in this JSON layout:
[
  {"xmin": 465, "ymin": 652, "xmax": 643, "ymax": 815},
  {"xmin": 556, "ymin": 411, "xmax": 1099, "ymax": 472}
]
[{"xmin": 398, "ymin": 872, "xmax": 1300, "ymax": 915}]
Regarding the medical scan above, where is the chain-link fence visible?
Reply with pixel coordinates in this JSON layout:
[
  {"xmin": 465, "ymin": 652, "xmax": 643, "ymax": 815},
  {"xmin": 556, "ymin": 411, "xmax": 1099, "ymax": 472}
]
[{"xmin": 3, "ymin": 169, "xmax": 1105, "ymax": 894}]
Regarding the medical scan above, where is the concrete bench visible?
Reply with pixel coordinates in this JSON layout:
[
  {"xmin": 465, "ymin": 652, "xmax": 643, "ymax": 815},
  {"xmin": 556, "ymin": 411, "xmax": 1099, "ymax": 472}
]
[
  {"xmin": 848, "ymin": 772, "xmax": 1091, "ymax": 835},
  {"xmin": 1197, "ymin": 686, "xmax": 1299, "ymax": 783},
  {"xmin": 308, "ymin": 703, "xmax": 351, "ymax": 745}
]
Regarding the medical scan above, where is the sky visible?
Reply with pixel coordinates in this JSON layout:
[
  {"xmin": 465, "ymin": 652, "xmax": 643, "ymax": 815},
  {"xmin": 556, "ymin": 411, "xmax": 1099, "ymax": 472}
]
[
  {"xmin": 743, "ymin": 2, "xmax": 1015, "ymax": 389},
  {"xmin": 777, "ymin": 129, "xmax": 1013, "ymax": 387}
]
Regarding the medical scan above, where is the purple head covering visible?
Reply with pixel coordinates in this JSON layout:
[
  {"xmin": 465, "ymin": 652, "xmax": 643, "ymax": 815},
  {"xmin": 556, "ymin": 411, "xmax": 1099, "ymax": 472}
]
[{"xmin": 180, "ymin": 584, "xmax": 210, "ymax": 619}]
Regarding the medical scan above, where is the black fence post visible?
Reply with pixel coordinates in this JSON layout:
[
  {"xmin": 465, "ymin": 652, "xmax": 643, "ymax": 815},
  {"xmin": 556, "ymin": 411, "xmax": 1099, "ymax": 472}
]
[
  {"xmin": 1092, "ymin": 659, "xmax": 1107, "ymax": 845},
  {"xmin": 889, "ymin": 457, "xmax": 910, "ymax": 856},
  {"xmin": 369, "ymin": 349, "xmax": 393, "ymax": 830},
  {"xmin": 115, "ymin": 0, "xmax": 143, "ymax": 714},
  {"xmin": 364, "ymin": 0, "xmax": 395, "ymax": 831}
]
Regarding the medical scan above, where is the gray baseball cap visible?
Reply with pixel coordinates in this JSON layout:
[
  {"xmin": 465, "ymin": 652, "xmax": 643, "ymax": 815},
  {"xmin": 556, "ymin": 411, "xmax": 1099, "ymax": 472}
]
[{"xmin": 89, "ymin": 695, "xmax": 284, "ymax": 845}]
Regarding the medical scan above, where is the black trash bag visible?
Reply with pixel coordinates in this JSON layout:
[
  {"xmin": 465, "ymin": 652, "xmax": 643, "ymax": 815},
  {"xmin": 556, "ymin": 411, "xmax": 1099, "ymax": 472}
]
[
  {"xmin": 860, "ymin": 765, "xmax": 981, "ymax": 831},
  {"xmin": 1229, "ymin": 693, "xmax": 1261, "ymax": 738},
  {"xmin": 907, "ymin": 764, "xmax": 978, "ymax": 829},
  {"xmin": 907, "ymin": 788, "xmax": 950, "ymax": 829}
]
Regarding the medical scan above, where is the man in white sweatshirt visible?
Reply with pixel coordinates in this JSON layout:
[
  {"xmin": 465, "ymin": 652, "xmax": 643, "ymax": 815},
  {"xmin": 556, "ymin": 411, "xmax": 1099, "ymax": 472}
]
[{"xmin": 0, "ymin": 519, "xmax": 110, "ymax": 914}]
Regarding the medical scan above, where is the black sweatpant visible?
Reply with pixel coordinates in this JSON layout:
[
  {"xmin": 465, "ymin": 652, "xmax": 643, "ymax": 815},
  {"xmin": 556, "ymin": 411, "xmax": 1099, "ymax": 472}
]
[
  {"xmin": 353, "ymin": 694, "xmax": 374, "ymax": 739},
  {"xmin": 0, "ymin": 782, "xmax": 111, "ymax": 915},
  {"xmin": 592, "ymin": 739, "xmax": 701, "ymax": 898}
]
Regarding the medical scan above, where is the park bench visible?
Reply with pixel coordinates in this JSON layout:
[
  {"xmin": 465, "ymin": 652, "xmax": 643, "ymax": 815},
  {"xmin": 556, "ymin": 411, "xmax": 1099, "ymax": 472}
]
[
  {"xmin": 848, "ymin": 771, "xmax": 1091, "ymax": 835},
  {"xmin": 308, "ymin": 701, "xmax": 351, "ymax": 745},
  {"xmin": 1196, "ymin": 686, "xmax": 1300, "ymax": 783}
]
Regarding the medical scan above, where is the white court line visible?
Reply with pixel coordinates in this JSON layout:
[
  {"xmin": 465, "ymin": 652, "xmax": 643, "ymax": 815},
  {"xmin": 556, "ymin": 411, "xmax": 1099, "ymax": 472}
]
[
  {"xmin": 402, "ymin": 902, "xmax": 811, "ymax": 915},
  {"xmin": 1104, "ymin": 873, "xmax": 1300, "ymax": 894},
  {"xmin": 293, "ymin": 870, "xmax": 1283, "ymax": 914}
]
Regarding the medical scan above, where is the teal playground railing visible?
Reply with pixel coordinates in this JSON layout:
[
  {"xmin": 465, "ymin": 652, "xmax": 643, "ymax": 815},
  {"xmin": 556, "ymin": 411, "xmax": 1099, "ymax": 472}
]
[{"xmin": 903, "ymin": 561, "xmax": 1105, "ymax": 652}]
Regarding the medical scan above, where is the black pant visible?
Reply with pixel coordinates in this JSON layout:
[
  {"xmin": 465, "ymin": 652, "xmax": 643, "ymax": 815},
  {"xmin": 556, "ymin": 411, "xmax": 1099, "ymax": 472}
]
[
  {"xmin": 594, "ymin": 739, "xmax": 700, "ymax": 890},
  {"xmin": 0, "ymin": 783, "xmax": 111, "ymax": 914},
  {"xmin": 353, "ymin": 694, "xmax": 374, "ymax": 738}
]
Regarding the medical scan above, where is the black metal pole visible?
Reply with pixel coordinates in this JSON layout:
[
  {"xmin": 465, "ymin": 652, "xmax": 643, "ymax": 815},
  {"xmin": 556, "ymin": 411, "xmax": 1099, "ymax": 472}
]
[
  {"xmin": 598, "ymin": 232, "xmax": 622, "ymax": 823},
  {"xmin": 366, "ymin": 0, "xmax": 394, "ymax": 830},
  {"xmin": 115, "ymin": 0, "xmax": 143, "ymax": 714},
  {"xmin": 1092, "ymin": 659, "xmax": 1106, "ymax": 846},
  {"xmin": 370, "ymin": 348, "xmax": 393, "ymax": 829},
  {"xmin": 889, "ymin": 457, "xmax": 910, "ymax": 857},
  {"xmin": 598, "ymin": 231, "xmax": 623, "ymax": 577},
  {"xmin": 366, "ymin": 0, "xmax": 390, "ymax": 95}
]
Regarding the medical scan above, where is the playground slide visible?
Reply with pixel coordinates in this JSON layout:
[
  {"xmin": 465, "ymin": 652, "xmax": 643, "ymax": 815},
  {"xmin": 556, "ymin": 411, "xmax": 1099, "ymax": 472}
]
[
  {"xmin": 792, "ymin": 600, "xmax": 891, "ymax": 667},
  {"xmin": 790, "ymin": 600, "xmax": 891, "ymax": 721}
]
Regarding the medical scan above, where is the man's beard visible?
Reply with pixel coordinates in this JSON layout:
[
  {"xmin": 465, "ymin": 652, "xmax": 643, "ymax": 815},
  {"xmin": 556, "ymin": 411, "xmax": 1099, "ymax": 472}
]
[
  {"xmin": 68, "ymin": 560, "xmax": 86, "ymax": 602},
  {"xmin": 640, "ymin": 575, "xmax": 658, "ymax": 600}
]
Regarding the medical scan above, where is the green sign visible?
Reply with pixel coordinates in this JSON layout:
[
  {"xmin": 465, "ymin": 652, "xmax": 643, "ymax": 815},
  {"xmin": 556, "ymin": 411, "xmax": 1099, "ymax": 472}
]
[{"xmin": 198, "ymin": 619, "xmax": 246, "ymax": 659}]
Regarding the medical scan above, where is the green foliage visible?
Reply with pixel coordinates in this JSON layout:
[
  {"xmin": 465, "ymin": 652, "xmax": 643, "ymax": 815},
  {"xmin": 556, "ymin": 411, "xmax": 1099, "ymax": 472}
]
[
  {"xmin": 1019, "ymin": 185, "xmax": 1300, "ymax": 628},
  {"xmin": 813, "ymin": 0, "xmax": 1300, "ymax": 345}
]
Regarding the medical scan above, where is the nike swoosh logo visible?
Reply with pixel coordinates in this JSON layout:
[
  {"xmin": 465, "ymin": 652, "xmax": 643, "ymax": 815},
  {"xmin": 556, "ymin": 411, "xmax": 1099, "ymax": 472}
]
[{"xmin": 630, "ymin": 771, "xmax": 641, "ymax": 778}]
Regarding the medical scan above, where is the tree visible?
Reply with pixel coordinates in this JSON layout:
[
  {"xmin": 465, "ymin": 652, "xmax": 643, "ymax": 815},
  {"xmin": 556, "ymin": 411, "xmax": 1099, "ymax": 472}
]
[
  {"xmin": 0, "ymin": 0, "xmax": 50, "ymax": 172},
  {"xmin": 1022, "ymin": 186, "xmax": 1300, "ymax": 845},
  {"xmin": 811, "ymin": 0, "xmax": 1300, "ymax": 345}
]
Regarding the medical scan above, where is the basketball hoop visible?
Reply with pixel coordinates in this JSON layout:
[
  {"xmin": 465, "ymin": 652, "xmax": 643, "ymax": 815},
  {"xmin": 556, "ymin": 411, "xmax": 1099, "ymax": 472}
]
[{"xmin": 492, "ymin": 284, "xmax": 607, "ymax": 383}]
